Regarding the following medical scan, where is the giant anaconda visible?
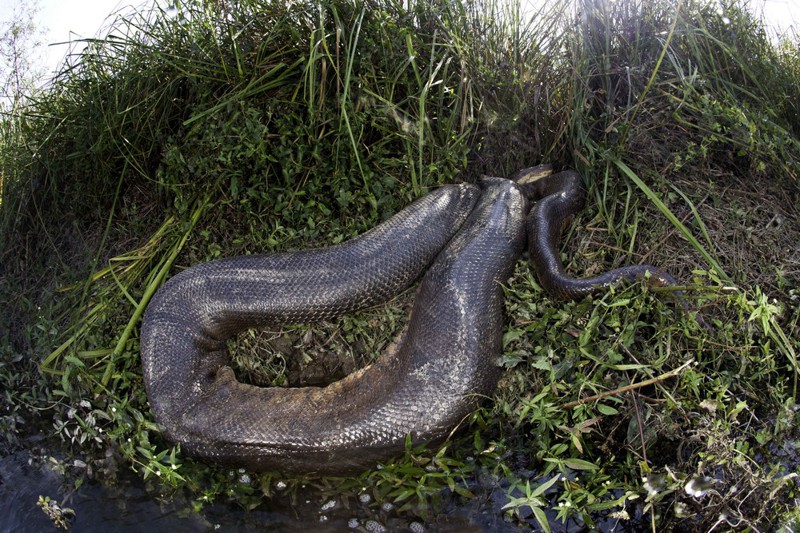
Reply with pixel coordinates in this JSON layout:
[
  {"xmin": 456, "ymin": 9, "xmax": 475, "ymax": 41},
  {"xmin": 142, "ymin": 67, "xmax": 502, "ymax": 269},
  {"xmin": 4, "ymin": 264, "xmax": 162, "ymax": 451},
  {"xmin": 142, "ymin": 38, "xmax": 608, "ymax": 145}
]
[{"xmin": 140, "ymin": 168, "xmax": 684, "ymax": 475}]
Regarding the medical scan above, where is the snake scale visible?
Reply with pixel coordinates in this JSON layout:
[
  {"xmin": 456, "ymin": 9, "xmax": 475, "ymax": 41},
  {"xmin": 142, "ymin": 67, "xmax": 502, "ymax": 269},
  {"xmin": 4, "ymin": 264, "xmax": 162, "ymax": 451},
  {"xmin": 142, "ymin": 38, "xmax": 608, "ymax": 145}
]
[{"xmin": 140, "ymin": 167, "xmax": 682, "ymax": 475}]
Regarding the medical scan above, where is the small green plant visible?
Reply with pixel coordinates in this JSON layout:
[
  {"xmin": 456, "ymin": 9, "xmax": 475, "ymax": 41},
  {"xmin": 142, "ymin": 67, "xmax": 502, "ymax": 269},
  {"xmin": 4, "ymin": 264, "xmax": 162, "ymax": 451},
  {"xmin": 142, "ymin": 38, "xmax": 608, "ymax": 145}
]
[
  {"xmin": 502, "ymin": 474, "xmax": 561, "ymax": 532},
  {"xmin": 36, "ymin": 495, "xmax": 75, "ymax": 530}
]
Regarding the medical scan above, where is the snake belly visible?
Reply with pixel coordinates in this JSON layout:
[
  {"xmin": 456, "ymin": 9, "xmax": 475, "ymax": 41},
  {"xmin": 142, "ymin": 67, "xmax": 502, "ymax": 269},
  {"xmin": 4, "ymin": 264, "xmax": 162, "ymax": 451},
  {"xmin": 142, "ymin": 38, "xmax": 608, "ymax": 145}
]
[{"xmin": 140, "ymin": 179, "xmax": 529, "ymax": 474}]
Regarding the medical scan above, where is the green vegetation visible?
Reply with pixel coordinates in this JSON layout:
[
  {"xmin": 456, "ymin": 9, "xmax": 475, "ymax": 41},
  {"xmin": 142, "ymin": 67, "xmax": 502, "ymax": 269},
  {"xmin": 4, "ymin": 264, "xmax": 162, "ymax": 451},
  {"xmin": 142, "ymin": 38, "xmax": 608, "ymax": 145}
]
[{"xmin": 1, "ymin": 0, "xmax": 799, "ymax": 529}]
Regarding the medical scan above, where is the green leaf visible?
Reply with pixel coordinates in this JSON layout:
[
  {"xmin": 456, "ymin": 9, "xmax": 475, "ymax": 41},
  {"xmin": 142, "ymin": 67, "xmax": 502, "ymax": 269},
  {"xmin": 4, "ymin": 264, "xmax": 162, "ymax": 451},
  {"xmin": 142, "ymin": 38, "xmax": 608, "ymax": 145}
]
[
  {"xmin": 503, "ymin": 329, "xmax": 523, "ymax": 346},
  {"xmin": 598, "ymin": 404, "xmax": 620, "ymax": 415},
  {"xmin": 531, "ymin": 357, "xmax": 553, "ymax": 371},
  {"xmin": 604, "ymin": 363, "xmax": 648, "ymax": 371},
  {"xmin": 64, "ymin": 355, "xmax": 86, "ymax": 368},
  {"xmin": 603, "ymin": 298, "xmax": 631, "ymax": 308},
  {"xmin": 532, "ymin": 506, "xmax": 552, "ymax": 533},
  {"xmin": 564, "ymin": 459, "xmax": 599, "ymax": 471},
  {"xmin": 137, "ymin": 447, "xmax": 153, "ymax": 459},
  {"xmin": 586, "ymin": 492, "xmax": 631, "ymax": 511},
  {"xmin": 454, "ymin": 485, "xmax": 474, "ymax": 499},
  {"xmin": 530, "ymin": 474, "xmax": 562, "ymax": 498}
]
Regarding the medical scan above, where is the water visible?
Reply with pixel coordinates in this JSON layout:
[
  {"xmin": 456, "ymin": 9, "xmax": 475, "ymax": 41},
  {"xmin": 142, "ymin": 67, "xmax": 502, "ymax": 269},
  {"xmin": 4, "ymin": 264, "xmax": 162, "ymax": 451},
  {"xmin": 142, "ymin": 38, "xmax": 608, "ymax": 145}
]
[
  {"xmin": 0, "ymin": 450, "xmax": 525, "ymax": 532},
  {"xmin": 1, "ymin": 447, "xmax": 666, "ymax": 531},
  {"xmin": 1, "ymin": 451, "xmax": 218, "ymax": 532}
]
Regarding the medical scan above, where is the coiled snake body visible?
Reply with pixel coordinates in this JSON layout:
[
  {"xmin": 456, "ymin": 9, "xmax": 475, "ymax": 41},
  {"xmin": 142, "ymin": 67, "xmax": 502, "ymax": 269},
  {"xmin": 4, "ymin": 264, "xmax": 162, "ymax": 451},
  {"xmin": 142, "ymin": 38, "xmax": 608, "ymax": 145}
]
[{"xmin": 140, "ymin": 169, "xmax": 680, "ymax": 474}]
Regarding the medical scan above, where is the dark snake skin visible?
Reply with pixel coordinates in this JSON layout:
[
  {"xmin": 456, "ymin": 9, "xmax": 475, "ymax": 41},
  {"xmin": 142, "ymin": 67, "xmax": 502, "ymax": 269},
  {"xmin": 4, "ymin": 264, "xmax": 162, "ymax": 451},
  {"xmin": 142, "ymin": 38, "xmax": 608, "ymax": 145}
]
[
  {"xmin": 140, "ymin": 169, "xmax": 684, "ymax": 474},
  {"xmin": 516, "ymin": 167, "xmax": 680, "ymax": 300}
]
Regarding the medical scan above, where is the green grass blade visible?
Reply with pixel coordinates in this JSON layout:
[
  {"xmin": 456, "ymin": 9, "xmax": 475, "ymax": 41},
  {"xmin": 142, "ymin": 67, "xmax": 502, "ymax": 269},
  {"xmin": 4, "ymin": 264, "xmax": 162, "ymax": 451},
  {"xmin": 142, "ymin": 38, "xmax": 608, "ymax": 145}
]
[
  {"xmin": 99, "ymin": 194, "xmax": 210, "ymax": 389},
  {"xmin": 611, "ymin": 157, "xmax": 732, "ymax": 284}
]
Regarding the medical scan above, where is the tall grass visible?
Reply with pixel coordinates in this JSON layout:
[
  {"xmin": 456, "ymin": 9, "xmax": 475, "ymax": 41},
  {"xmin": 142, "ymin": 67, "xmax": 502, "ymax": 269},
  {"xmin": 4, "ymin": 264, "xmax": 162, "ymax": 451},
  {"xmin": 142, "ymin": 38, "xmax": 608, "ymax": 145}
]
[
  {"xmin": 1, "ymin": 0, "xmax": 578, "ymax": 370},
  {"xmin": 1, "ymin": 0, "xmax": 799, "ymax": 529}
]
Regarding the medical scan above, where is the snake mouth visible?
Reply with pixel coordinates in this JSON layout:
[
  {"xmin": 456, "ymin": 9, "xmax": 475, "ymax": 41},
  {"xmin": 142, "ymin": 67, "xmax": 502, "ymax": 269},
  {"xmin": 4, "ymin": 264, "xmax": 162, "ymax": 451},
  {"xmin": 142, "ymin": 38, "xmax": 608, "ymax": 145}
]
[{"xmin": 511, "ymin": 164, "xmax": 554, "ymax": 184}]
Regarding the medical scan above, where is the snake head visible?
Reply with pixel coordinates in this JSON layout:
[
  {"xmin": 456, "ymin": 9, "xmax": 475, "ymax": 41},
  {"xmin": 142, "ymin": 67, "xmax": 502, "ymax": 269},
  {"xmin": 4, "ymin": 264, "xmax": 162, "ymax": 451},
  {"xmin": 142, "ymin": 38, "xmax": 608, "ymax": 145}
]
[{"xmin": 510, "ymin": 164, "xmax": 554, "ymax": 184}]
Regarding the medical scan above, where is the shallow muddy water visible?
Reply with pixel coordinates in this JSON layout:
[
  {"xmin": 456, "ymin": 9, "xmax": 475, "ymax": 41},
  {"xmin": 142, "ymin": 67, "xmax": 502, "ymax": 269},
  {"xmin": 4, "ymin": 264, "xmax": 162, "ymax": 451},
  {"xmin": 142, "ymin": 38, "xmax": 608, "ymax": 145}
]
[
  {"xmin": 0, "ymin": 449, "xmax": 652, "ymax": 532},
  {"xmin": 0, "ymin": 450, "xmax": 514, "ymax": 532}
]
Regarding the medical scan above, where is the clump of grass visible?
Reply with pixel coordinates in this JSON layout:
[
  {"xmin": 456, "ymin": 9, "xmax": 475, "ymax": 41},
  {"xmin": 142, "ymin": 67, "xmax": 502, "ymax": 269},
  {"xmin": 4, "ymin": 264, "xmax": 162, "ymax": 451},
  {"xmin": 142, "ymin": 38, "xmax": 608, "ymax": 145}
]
[{"xmin": 1, "ymin": 0, "xmax": 799, "ymax": 530}]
